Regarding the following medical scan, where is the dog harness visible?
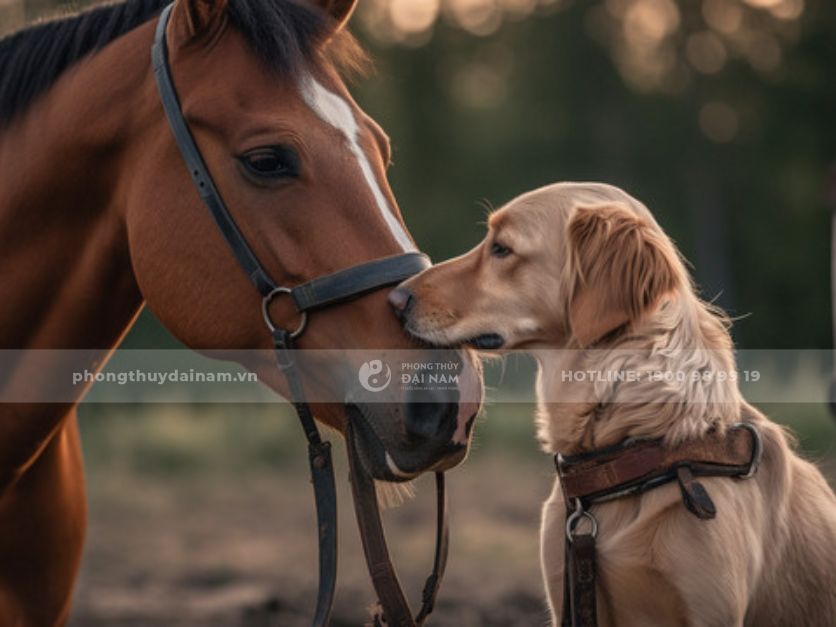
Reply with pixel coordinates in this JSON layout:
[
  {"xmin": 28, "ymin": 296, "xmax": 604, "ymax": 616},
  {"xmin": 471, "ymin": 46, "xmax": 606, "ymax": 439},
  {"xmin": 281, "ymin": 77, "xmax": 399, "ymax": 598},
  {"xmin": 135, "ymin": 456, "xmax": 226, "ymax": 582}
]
[{"xmin": 555, "ymin": 422, "xmax": 762, "ymax": 627}]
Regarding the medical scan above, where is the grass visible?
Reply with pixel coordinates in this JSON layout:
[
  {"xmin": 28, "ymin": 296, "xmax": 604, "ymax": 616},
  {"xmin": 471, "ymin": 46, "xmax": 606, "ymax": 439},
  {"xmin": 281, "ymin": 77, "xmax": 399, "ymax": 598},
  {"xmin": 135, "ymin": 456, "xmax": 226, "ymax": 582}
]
[
  {"xmin": 78, "ymin": 399, "xmax": 836, "ymax": 479},
  {"xmin": 79, "ymin": 404, "xmax": 309, "ymax": 478}
]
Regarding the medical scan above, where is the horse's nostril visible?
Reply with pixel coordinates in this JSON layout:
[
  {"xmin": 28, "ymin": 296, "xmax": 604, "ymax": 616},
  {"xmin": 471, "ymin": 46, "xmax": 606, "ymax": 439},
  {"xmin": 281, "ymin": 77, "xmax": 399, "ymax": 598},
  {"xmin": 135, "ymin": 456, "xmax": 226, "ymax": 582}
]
[
  {"xmin": 403, "ymin": 386, "xmax": 457, "ymax": 443},
  {"xmin": 388, "ymin": 287, "xmax": 414, "ymax": 320}
]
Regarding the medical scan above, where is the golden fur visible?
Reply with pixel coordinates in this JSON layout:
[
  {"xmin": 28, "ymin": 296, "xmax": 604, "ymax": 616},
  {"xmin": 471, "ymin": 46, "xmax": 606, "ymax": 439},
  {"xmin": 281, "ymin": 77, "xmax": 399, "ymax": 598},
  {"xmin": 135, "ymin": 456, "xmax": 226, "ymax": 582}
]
[{"xmin": 398, "ymin": 182, "xmax": 836, "ymax": 626}]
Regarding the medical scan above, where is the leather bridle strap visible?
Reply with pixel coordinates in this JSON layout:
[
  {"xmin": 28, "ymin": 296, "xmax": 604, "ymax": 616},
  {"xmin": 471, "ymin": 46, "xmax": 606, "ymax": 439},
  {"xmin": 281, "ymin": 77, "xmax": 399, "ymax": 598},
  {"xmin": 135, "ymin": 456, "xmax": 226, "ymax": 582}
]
[
  {"xmin": 346, "ymin": 422, "xmax": 449, "ymax": 627},
  {"xmin": 415, "ymin": 471, "xmax": 450, "ymax": 625},
  {"xmin": 151, "ymin": 4, "xmax": 436, "ymax": 626},
  {"xmin": 151, "ymin": 3, "xmax": 275, "ymax": 295},
  {"xmin": 290, "ymin": 254, "xmax": 433, "ymax": 312},
  {"xmin": 830, "ymin": 183, "xmax": 836, "ymax": 417},
  {"xmin": 273, "ymin": 328, "xmax": 337, "ymax": 627},
  {"xmin": 151, "ymin": 3, "xmax": 429, "ymax": 305}
]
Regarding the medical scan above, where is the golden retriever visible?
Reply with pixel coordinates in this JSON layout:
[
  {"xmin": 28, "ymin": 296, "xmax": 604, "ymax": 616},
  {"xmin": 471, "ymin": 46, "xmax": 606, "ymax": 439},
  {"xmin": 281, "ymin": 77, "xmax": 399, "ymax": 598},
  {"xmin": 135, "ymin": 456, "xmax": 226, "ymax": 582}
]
[{"xmin": 391, "ymin": 182, "xmax": 836, "ymax": 626}]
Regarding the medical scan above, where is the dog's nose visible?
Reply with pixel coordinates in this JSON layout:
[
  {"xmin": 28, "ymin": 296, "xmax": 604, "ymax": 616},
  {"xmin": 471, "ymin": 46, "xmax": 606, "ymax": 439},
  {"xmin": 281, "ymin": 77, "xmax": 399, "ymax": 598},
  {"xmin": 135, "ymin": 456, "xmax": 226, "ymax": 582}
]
[{"xmin": 388, "ymin": 287, "xmax": 414, "ymax": 320}]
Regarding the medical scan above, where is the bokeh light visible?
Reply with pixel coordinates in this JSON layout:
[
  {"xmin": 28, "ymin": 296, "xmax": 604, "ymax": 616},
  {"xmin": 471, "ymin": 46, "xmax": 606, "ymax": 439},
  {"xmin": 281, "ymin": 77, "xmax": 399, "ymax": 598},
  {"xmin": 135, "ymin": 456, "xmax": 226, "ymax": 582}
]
[
  {"xmin": 357, "ymin": 0, "xmax": 806, "ymax": 96},
  {"xmin": 686, "ymin": 31, "xmax": 728, "ymax": 74},
  {"xmin": 699, "ymin": 101, "xmax": 740, "ymax": 142},
  {"xmin": 389, "ymin": 0, "xmax": 440, "ymax": 35}
]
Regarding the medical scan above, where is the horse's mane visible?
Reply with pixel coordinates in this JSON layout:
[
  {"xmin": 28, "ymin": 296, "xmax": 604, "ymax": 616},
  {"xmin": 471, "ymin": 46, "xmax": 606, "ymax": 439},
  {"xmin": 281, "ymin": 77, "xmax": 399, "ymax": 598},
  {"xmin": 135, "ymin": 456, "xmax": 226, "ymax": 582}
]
[{"xmin": 0, "ymin": 0, "xmax": 363, "ymax": 126}]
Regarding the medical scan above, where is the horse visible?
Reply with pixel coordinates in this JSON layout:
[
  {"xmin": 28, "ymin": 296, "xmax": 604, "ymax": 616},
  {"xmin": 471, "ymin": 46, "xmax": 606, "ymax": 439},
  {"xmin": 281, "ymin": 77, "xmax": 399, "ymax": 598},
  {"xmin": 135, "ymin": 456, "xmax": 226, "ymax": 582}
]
[{"xmin": 0, "ymin": 0, "xmax": 483, "ymax": 623}]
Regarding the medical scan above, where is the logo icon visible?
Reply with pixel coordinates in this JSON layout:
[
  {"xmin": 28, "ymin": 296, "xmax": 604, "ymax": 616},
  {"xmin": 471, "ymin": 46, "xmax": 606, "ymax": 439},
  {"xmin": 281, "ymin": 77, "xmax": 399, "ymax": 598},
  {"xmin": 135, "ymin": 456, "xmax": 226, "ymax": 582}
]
[{"xmin": 359, "ymin": 360, "xmax": 391, "ymax": 393}]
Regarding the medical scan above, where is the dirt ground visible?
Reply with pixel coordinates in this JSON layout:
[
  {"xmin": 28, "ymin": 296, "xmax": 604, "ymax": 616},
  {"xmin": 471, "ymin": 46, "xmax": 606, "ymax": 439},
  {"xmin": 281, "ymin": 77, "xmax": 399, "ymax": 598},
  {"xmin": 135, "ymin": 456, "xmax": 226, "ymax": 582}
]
[
  {"xmin": 68, "ymin": 410, "xmax": 555, "ymax": 627},
  {"xmin": 67, "ymin": 404, "xmax": 835, "ymax": 627}
]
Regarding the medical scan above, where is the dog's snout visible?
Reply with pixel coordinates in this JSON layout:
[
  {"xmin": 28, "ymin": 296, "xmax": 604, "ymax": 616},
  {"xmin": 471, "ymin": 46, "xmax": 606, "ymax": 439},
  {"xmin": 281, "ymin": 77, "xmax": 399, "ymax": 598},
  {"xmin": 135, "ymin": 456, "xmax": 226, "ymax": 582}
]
[{"xmin": 388, "ymin": 287, "xmax": 414, "ymax": 320}]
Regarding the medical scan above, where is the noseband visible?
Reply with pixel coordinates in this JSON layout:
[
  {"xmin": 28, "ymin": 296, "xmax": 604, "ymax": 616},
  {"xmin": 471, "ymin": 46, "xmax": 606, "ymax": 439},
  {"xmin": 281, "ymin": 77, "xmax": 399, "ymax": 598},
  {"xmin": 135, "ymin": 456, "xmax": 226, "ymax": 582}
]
[{"xmin": 151, "ymin": 5, "xmax": 448, "ymax": 625}]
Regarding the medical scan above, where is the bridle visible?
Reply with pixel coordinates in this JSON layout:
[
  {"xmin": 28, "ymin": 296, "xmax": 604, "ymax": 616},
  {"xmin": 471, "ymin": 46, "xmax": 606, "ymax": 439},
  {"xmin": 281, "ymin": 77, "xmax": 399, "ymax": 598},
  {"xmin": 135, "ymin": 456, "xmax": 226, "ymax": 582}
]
[{"xmin": 151, "ymin": 4, "xmax": 450, "ymax": 625}]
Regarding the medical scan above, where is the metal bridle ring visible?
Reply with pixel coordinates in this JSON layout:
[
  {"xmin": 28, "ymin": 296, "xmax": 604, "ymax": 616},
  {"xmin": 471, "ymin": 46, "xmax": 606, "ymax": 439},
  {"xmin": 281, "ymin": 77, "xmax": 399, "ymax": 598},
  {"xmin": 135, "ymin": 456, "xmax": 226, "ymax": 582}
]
[
  {"xmin": 565, "ymin": 498, "xmax": 598, "ymax": 543},
  {"xmin": 262, "ymin": 287, "xmax": 307, "ymax": 339}
]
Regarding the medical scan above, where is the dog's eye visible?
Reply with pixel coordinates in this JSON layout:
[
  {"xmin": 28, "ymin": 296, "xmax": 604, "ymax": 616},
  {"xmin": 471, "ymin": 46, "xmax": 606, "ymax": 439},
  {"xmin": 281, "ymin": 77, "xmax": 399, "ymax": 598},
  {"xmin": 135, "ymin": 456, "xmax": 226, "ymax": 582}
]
[{"xmin": 491, "ymin": 242, "xmax": 513, "ymax": 258}]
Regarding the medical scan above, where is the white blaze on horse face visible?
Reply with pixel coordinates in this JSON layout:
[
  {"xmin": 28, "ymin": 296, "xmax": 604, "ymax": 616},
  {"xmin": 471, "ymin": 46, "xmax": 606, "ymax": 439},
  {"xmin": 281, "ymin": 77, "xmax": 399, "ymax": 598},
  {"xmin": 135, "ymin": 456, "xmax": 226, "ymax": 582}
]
[{"xmin": 299, "ymin": 74, "xmax": 415, "ymax": 252}]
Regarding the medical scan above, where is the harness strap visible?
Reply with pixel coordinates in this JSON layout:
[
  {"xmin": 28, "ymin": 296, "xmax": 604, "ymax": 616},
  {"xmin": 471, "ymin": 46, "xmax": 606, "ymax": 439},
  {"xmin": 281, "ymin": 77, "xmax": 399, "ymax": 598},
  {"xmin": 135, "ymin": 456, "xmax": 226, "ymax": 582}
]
[
  {"xmin": 274, "ymin": 330, "xmax": 337, "ymax": 627},
  {"xmin": 346, "ymin": 422, "xmax": 449, "ymax": 627},
  {"xmin": 556, "ymin": 423, "xmax": 762, "ymax": 627},
  {"xmin": 562, "ymin": 533, "xmax": 597, "ymax": 627}
]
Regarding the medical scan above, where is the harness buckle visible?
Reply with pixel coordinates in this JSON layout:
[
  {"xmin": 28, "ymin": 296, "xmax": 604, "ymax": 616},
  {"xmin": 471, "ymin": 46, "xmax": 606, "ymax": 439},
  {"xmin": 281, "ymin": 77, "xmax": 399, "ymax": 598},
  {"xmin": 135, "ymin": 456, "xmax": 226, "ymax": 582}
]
[
  {"xmin": 732, "ymin": 422, "xmax": 763, "ymax": 480},
  {"xmin": 565, "ymin": 498, "xmax": 598, "ymax": 543},
  {"xmin": 262, "ymin": 286, "xmax": 307, "ymax": 339}
]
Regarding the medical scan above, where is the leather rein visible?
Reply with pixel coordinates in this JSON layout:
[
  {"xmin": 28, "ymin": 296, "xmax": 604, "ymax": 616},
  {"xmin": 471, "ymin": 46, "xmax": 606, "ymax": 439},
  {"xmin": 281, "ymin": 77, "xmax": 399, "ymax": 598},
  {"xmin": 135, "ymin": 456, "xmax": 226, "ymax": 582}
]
[
  {"xmin": 151, "ymin": 5, "xmax": 447, "ymax": 625},
  {"xmin": 555, "ymin": 422, "xmax": 763, "ymax": 627}
]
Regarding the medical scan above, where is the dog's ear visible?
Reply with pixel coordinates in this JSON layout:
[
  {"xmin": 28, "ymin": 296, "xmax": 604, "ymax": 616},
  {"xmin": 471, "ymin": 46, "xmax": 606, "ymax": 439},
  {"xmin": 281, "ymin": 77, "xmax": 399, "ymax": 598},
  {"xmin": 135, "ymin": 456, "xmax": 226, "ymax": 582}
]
[{"xmin": 567, "ymin": 203, "xmax": 679, "ymax": 347}]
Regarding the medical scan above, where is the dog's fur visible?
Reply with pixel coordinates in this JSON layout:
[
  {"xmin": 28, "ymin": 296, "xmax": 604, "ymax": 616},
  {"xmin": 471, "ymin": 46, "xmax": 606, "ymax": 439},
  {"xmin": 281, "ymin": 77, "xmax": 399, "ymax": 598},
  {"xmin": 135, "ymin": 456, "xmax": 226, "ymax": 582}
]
[{"xmin": 397, "ymin": 182, "xmax": 836, "ymax": 626}]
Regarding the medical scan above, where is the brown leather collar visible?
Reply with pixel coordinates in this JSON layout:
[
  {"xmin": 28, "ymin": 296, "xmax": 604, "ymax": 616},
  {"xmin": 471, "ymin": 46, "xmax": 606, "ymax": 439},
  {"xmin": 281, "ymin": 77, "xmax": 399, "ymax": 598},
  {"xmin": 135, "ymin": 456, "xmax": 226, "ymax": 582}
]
[{"xmin": 556, "ymin": 422, "xmax": 762, "ymax": 506}]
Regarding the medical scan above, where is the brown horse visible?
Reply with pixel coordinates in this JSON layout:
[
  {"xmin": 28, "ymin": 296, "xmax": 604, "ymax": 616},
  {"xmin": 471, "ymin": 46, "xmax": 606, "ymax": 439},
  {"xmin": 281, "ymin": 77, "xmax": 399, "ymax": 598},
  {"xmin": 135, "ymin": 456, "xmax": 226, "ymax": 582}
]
[{"xmin": 0, "ymin": 0, "xmax": 482, "ymax": 623}]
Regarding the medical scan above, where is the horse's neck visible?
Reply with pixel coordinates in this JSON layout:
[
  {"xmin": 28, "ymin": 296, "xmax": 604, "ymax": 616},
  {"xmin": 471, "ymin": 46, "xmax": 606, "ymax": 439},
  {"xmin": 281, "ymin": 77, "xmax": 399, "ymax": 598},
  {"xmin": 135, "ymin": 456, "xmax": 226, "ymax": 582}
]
[
  {"xmin": 0, "ymin": 22, "xmax": 160, "ymax": 486},
  {"xmin": 0, "ymin": 22, "xmax": 158, "ymax": 351}
]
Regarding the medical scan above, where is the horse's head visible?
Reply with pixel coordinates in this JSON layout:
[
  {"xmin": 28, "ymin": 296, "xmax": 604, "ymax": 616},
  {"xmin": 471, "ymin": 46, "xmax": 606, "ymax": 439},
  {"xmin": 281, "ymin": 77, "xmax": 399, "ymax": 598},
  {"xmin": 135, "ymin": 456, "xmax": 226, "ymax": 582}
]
[{"xmin": 124, "ymin": 0, "xmax": 482, "ymax": 480}]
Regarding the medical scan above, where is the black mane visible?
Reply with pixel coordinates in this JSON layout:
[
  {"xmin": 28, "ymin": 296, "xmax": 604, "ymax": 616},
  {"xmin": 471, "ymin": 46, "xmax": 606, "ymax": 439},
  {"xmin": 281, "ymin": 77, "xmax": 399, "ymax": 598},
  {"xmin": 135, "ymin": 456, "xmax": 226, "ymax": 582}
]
[{"xmin": 0, "ymin": 0, "xmax": 332, "ymax": 125}]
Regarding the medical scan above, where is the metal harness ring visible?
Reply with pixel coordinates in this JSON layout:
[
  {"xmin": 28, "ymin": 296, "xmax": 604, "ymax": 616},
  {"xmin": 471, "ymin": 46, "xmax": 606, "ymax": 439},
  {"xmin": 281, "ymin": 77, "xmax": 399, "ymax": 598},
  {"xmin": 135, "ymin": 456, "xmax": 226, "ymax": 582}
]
[
  {"xmin": 565, "ymin": 497, "xmax": 598, "ymax": 543},
  {"xmin": 732, "ymin": 421, "xmax": 763, "ymax": 480},
  {"xmin": 262, "ymin": 287, "xmax": 307, "ymax": 338}
]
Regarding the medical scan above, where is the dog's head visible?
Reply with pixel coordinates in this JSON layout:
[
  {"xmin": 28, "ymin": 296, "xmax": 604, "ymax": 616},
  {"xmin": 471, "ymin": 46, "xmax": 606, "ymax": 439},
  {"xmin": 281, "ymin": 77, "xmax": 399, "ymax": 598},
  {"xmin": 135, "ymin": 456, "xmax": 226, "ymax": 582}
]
[{"xmin": 391, "ymin": 182, "xmax": 686, "ymax": 350}]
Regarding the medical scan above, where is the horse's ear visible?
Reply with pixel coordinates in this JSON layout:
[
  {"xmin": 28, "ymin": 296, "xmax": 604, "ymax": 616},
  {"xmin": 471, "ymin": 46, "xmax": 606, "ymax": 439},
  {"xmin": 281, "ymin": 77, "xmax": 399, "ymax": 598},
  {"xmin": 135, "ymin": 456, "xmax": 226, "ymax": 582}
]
[
  {"xmin": 308, "ymin": 0, "xmax": 357, "ymax": 33},
  {"xmin": 567, "ymin": 203, "xmax": 679, "ymax": 347},
  {"xmin": 170, "ymin": 0, "xmax": 228, "ymax": 43}
]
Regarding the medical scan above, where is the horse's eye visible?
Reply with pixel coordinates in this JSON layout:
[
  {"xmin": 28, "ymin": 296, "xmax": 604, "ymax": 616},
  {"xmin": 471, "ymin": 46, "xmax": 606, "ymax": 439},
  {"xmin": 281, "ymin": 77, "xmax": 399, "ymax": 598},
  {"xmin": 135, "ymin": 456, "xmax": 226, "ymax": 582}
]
[
  {"xmin": 490, "ymin": 241, "xmax": 513, "ymax": 258},
  {"xmin": 239, "ymin": 146, "xmax": 299, "ymax": 180}
]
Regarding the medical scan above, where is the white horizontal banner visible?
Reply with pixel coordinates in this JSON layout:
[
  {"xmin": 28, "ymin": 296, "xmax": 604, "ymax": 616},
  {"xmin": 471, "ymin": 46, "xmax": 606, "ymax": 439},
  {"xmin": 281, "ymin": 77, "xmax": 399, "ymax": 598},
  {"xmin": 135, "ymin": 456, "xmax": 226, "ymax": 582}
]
[{"xmin": 0, "ymin": 349, "xmax": 831, "ymax": 404}]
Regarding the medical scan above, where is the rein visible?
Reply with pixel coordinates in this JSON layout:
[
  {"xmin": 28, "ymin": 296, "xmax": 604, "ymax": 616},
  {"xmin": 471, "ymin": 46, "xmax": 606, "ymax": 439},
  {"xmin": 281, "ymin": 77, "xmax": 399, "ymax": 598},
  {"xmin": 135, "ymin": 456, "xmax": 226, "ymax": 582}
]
[
  {"xmin": 830, "ymin": 177, "xmax": 836, "ymax": 417},
  {"xmin": 346, "ymin": 421, "xmax": 449, "ymax": 627},
  {"xmin": 554, "ymin": 422, "xmax": 763, "ymax": 627},
  {"xmin": 151, "ymin": 5, "xmax": 447, "ymax": 625}
]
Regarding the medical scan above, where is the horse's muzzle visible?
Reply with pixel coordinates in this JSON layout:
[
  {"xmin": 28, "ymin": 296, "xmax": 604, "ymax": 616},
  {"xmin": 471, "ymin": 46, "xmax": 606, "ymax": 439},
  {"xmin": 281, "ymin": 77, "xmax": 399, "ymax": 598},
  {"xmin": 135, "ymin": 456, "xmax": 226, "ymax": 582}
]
[{"xmin": 346, "ymin": 401, "xmax": 470, "ymax": 482}]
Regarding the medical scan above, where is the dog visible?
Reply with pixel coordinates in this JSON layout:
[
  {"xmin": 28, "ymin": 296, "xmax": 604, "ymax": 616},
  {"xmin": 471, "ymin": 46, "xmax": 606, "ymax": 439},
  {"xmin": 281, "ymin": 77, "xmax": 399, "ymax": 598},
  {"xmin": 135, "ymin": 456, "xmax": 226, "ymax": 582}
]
[{"xmin": 389, "ymin": 182, "xmax": 836, "ymax": 626}]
